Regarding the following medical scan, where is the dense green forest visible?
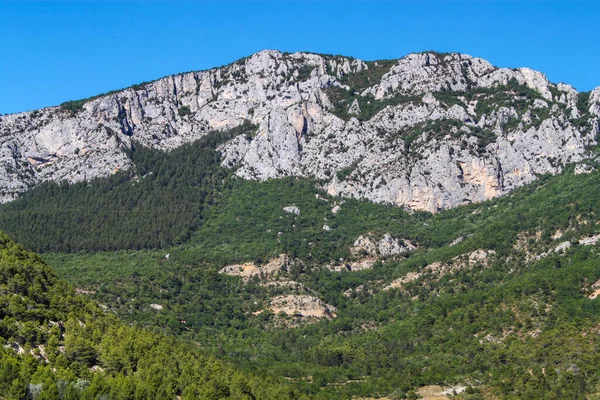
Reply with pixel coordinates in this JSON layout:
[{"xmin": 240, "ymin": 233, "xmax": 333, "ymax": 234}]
[
  {"xmin": 35, "ymin": 162, "xmax": 600, "ymax": 398},
  {"xmin": 0, "ymin": 232, "xmax": 306, "ymax": 399}
]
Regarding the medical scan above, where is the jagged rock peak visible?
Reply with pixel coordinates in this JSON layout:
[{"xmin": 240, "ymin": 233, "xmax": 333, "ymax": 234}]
[{"xmin": 367, "ymin": 51, "xmax": 559, "ymax": 101}]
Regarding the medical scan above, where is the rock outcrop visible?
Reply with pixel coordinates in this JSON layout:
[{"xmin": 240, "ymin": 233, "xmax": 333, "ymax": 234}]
[
  {"xmin": 219, "ymin": 254, "xmax": 291, "ymax": 281},
  {"xmin": 268, "ymin": 294, "xmax": 337, "ymax": 318},
  {"xmin": 1, "ymin": 50, "xmax": 598, "ymax": 211},
  {"xmin": 350, "ymin": 233, "xmax": 417, "ymax": 257},
  {"xmin": 384, "ymin": 249, "xmax": 496, "ymax": 291}
]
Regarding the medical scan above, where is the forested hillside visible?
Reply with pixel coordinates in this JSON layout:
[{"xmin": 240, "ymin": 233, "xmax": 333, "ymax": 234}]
[
  {"xmin": 0, "ymin": 122, "xmax": 255, "ymax": 252},
  {"xmin": 3, "ymin": 128, "xmax": 600, "ymax": 397},
  {"xmin": 0, "ymin": 233, "xmax": 304, "ymax": 399},
  {"xmin": 32, "ymin": 159, "xmax": 600, "ymax": 399}
]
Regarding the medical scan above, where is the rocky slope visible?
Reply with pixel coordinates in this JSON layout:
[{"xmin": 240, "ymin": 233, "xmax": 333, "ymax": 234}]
[{"xmin": 1, "ymin": 50, "xmax": 599, "ymax": 211}]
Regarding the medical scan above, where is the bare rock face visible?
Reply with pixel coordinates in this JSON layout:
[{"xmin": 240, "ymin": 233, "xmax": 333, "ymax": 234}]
[
  {"xmin": 351, "ymin": 233, "xmax": 416, "ymax": 257},
  {"xmin": 378, "ymin": 233, "xmax": 418, "ymax": 257},
  {"xmin": 365, "ymin": 53, "xmax": 554, "ymax": 100},
  {"xmin": 1, "ymin": 50, "xmax": 598, "ymax": 211},
  {"xmin": 219, "ymin": 254, "xmax": 291, "ymax": 282},
  {"xmin": 268, "ymin": 294, "xmax": 337, "ymax": 318},
  {"xmin": 590, "ymin": 87, "xmax": 600, "ymax": 117},
  {"xmin": 283, "ymin": 205, "xmax": 300, "ymax": 215}
]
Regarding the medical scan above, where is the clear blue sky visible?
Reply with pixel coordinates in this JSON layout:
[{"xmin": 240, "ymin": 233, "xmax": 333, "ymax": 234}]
[{"xmin": 1, "ymin": 0, "xmax": 598, "ymax": 114}]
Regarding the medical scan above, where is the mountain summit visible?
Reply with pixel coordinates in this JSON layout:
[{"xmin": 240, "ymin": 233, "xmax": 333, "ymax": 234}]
[{"xmin": 1, "ymin": 50, "xmax": 599, "ymax": 211}]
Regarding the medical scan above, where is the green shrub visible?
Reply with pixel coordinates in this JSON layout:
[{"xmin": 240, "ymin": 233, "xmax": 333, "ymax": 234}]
[{"xmin": 178, "ymin": 105, "xmax": 192, "ymax": 117}]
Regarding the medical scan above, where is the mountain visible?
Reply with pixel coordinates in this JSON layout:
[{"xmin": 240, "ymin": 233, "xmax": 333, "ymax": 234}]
[
  {"xmin": 1, "ymin": 50, "xmax": 599, "ymax": 211},
  {"xmin": 3, "ymin": 50, "xmax": 600, "ymax": 399}
]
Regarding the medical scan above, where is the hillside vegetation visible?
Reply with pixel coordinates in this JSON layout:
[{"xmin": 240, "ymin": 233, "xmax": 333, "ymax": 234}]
[
  {"xmin": 2, "ymin": 120, "xmax": 600, "ymax": 397},
  {"xmin": 32, "ymin": 160, "xmax": 600, "ymax": 399},
  {"xmin": 0, "ymin": 233, "xmax": 304, "ymax": 399}
]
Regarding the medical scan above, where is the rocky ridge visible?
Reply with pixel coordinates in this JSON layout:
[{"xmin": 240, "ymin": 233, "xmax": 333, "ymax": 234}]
[{"xmin": 1, "ymin": 50, "xmax": 599, "ymax": 211}]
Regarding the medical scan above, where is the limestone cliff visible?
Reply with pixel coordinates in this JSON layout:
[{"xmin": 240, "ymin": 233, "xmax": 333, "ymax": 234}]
[{"xmin": 1, "ymin": 50, "xmax": 598, "ymax": 211}]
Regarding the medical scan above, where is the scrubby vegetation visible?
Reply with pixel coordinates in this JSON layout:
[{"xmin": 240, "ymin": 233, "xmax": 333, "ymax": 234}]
[
  {"xmin": 0, "ymin": 233, "xmax": 302, "ymax": 399},
  {"xmin": 335, "ymin": 59, "xmax": 396, "ymax": 91},
  {"xmin": 325, "ymin": 71, "xmax": 591, "ymax": 142},
  {"xmin": 178, "ymin": 105, "xmax": 192, "ymax": 117},
  {"xmin": 325, "ymin": 86, "xmax": 422, "ymax": 121}
]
